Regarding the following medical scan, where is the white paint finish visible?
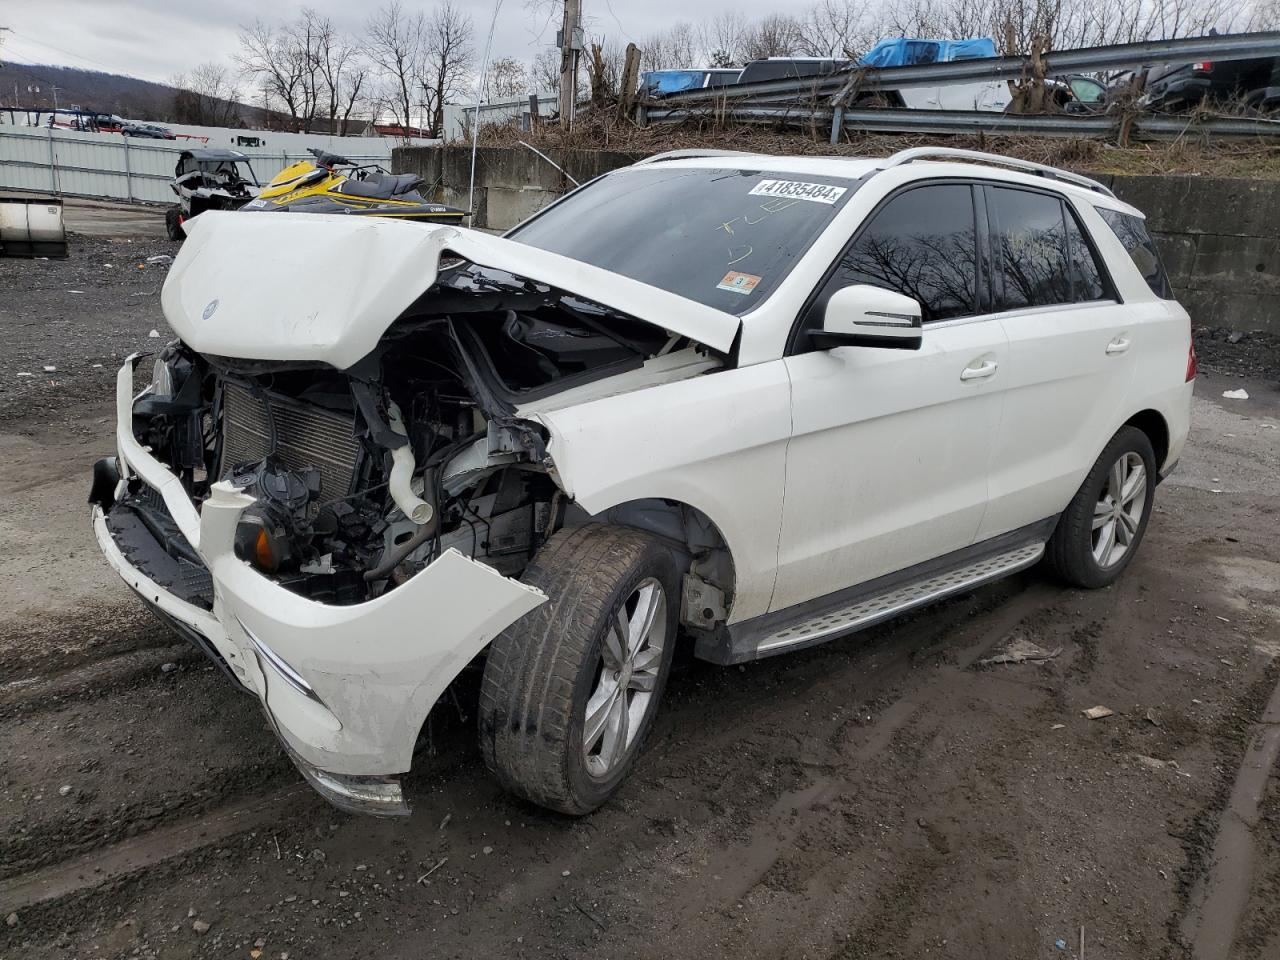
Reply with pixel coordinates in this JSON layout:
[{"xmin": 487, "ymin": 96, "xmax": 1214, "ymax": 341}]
[
  {"xmin": 899, "ymin": 80, "xmax": 1010, "ymax": 112},
  {"xmin": 531, "ymin": 361, "xmax": 793, "ymax": 622},
  {"xmin": 162, "ymin": 212, "xmax": 740, "ymax": 368},
  {"xmin": 978, "ymin": 299, "xmax": 1140, "ymax": 539},
  {"xmin": 771, "ymin": 319, "xmax": 1009, "ymax": 611},
  {"xmin": 113, "ymin": 359, "xmax": 202, "ymax": 548}
]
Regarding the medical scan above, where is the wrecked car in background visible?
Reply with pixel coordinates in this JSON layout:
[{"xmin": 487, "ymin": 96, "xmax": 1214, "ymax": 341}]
[{"xmin": 91, "ymin": 148, "xmax": 1193, "ymax": 816}]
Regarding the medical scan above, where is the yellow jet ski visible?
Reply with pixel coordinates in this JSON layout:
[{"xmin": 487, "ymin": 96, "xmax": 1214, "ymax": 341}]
[{"xmin": 242, "ymin": 148, "xmax": 468, "ymax": 223}]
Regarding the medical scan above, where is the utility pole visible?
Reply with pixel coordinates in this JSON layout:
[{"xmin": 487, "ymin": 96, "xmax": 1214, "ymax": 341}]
[{"xmin": 557, "ymin": 0, "xmax": 581, "ymax": 129}]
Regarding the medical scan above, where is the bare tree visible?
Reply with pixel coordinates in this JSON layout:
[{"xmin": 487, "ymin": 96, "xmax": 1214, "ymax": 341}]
[
  {"xmin": 485, "ymin": 56, "xmax": 528, "ymax": 102},
  {"xmin": 796, "ymin": 1, "xmax": 877, "ymax": 59},
  {"xmin": 237, "ymin": 19, "xmax": 309, "ymax": 129},
  {"xmin": 739, "ymin": 14, "xmax": 803, "ymax": 62},
  {"xmin": 419, "ymin": 0, "xmax": 474, "ymax": 137},
  {"xmin": 171, "ymin": 63, "xmax": 243, "ymax": 126},
  {"xmin": 640, "ymin": 22, "xmax": 699, "ymax": 70},
  {"xmin": 700, "ymin": 12, "xmax": 746, "ymax": 67},
  {"xmin": 530, "ymin": 47, "xmax": 561, "ymax": 94},
  {"xmin": 366, "ymin": 1, "xmax": 425, "ymax": 132}
]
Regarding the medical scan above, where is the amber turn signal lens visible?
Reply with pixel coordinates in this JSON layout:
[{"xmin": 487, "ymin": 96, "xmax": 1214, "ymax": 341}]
[{"xmin": 254, "ymin": 527, "xmax": 277, "ymax": 572}]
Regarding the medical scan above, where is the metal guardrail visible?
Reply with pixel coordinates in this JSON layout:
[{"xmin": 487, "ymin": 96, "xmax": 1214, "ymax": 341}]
[
  {"xmin": 648, "ymin": 31, "xmax": 1280, "ymax": 106},
  {"xmin": 644, "ymin": 103, "xmax": 1280, "ymax": 142}
]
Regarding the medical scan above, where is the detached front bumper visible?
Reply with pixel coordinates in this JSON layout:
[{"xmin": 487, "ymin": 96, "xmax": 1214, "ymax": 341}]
[{"xmin": 94, "ymin": 358, "xmax": 545, "ymax": 816}]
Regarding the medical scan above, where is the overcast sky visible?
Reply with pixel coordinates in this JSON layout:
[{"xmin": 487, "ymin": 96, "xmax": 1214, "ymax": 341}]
[{"xmin": 0, "ymin": 0, "xmax": 731, "ymax": 86}]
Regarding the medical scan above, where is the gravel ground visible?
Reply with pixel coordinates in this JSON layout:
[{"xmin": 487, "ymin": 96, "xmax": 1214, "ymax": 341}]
[{"xmin": 1, "ymin": 233, "xmax": 1279, "ymax": 959}]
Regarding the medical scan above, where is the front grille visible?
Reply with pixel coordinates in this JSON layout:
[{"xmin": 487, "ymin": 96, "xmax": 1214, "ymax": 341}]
[{"xmin": 219, "ymin": 382, "xmax": 361, "ymax": 502}]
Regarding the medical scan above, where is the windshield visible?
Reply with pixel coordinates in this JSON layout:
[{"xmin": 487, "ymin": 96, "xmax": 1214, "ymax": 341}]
[{"xmin": 507, "ymin": 166, "xmax": 860, "ymax": 315}]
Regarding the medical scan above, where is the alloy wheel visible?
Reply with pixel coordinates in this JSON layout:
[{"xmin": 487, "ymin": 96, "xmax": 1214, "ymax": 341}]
[
  {"xmin": 583, "ymin": 578, "xmax": 667, "ymax": 778},
  {"xmin": 1092, "ymin": 451, "xmax": 1147, "ymax": 569}
]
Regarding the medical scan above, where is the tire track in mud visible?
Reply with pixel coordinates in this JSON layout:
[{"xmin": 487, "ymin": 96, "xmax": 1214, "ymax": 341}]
[
  {"xmin": 656, "ymin": 581, "xmax": 1062, "ymax": 920},
  {"xmin": 0, "ymin": 576, "xmax": 1047, "ymax": 940}
]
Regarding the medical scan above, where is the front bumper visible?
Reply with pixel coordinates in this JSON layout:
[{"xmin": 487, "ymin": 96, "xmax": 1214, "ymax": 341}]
[{"xmin": 94, "ymin": 357, "xmax": 545, "ymax": 816}]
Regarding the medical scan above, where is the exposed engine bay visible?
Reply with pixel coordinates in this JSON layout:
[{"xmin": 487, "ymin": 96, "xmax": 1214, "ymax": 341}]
[{"xmin": 109, "ymin": 261, "xmax": 715, "ymax": 606}]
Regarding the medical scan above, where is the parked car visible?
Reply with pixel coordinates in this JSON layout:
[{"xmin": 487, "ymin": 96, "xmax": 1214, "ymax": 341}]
[
  {"xmin": 122, "ymin": 122, "xmax": 175, "ymax": 139},
  {"xmin": 90, "ymin": 147, "xmax": 1193, "ymax": 817},
  {"xmin": 1141, "ymin": 55, "xmax": 1280, "ymax": 113},
  {"xmin": 736, "ymin": 56, "xmax": 849, "ymax": 84},
  {"xmin": 640, "ymin": 68, "xmax": 742, "ymax": 97}
]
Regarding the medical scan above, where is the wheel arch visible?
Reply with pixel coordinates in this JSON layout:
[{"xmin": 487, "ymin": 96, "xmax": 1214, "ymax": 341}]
[
  {"xmin": 1123, "ymin": 408, "xmax": 1170, "ymax": 471},
  {"xmin": 571, "ymin": 497, "xmax": 739, "ymax": 624}
]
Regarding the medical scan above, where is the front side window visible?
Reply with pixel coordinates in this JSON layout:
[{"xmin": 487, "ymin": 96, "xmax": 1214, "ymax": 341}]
[
  {"xmin": 508, "ymin": 166, "xmax": 859, "ymax": 316},
  {"xmin": 1097, "ymin": 207, "xmax": 1174, "ymax": 299},
  {"xmin": 819, "ymin": 184, "xmax": 980, "ymax": 323}
]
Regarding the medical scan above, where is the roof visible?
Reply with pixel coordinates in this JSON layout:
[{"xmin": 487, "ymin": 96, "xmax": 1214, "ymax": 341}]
[
  {"xmin": 623, "ymin": 150, "xmax": 1144, "ymax": 216},
  {"xmin": 181, "ymin": 148, "xmax": 250, "ymax": 162}
]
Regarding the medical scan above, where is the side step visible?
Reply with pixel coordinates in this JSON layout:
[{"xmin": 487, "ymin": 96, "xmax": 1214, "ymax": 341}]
[{"xmin": 698, "ymin": 537, "xmax": 1046, "ymax": 665}]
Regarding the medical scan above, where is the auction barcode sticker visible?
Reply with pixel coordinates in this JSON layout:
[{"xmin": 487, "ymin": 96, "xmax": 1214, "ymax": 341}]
[{"xmin": 748, "ymin": 179, "xmax": 847, "ymax": 204}]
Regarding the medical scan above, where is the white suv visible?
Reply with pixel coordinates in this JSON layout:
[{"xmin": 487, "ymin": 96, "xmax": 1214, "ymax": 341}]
[{"xmin": 90, "ymin": 148, "xmax": 1194, "ymax": 817}]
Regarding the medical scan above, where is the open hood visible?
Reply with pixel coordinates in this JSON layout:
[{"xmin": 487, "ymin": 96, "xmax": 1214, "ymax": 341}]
[{"xmin": 161, "ymin": 211, "xmax": 741, "ymax": 369}]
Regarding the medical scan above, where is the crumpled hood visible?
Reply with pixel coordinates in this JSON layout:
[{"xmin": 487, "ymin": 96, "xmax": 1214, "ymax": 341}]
[{"xmin": 161, "ymin": 211, "xmax": 740, "ymax": 369}]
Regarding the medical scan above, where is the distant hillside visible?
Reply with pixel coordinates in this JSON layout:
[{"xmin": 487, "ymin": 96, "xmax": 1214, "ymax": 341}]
[{"xmin": 0, "ymin": 62, "xmax": 266, "ymax": 126}]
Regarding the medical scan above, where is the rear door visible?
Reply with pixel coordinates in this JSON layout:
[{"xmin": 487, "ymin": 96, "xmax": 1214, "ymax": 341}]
[
  {"xmin": 977, "ymin": 184, "xmax": 1139, "ymax": 540},
  {"xmin": 771, "ymin": 182, "xmax": 1008, "ymax": 612}
]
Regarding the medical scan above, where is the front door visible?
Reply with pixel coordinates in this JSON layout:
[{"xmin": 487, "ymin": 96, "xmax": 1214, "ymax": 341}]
[{"xmin": 770, "ymin": 182, "xmax": 1007, "ymax": 613}]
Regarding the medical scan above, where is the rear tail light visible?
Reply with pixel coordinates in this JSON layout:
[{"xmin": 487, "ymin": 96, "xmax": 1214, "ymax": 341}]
[
  {"xmin": 1191, "ymin": 61, "xmax": 1213, "ymax": 73},
  {"xmin": 1186, "ymin": 340, "xmax": 1198, "ymax": 382}
]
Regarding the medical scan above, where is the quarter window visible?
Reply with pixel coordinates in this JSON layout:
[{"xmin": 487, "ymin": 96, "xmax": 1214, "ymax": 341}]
[
  {"xmin": 1097, "ymin": 207, "xmax": 1174, "ymax": 299},
  {"xmin": 1065, "ymin": 210, "xmax": 1108, "ymax": 302},
  {"xmin": 821, "ymin": 184, "xmax": 979, "ymax": 323}
]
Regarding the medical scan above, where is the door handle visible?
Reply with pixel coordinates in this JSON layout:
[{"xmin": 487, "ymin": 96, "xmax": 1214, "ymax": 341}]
[
  {"xmin": 1105, "ymin": 336, "xmax": 1131, "ymax": 355},
  {"xmin": 960, "ymin": 359, "xmax": 999, "ymax": 381}
]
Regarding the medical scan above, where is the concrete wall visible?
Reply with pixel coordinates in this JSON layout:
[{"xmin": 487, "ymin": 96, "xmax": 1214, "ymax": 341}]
[{"xmin": 394, "ymin": 145, "xmax": 1280, "ymax": 332}]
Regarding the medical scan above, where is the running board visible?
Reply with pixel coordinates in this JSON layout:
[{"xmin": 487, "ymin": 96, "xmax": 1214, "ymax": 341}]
[{"xmin": 697, "ymin": 534, "xmax": 1048, "ymax": 665}]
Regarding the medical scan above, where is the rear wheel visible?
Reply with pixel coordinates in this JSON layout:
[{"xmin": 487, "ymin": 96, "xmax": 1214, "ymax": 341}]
[
  {"xmin": 1044, "ymin": 426, "xmax": 1156, "ymax": 589},
  {"xmin": 479, "ymin": 524, "xmax": 679, "ymax": 815}
]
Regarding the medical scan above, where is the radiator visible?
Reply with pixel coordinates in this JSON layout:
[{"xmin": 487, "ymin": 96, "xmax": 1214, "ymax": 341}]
[{"xmin": 218, "ymin": 382, "xmax": 361, "ymax": 503}]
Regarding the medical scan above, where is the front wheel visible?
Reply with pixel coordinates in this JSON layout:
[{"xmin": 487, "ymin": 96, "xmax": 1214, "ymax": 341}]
[
  {"xmin": 479, "ymin": 524, "xmax": 679, "ymax": 815},
  {"xmin": 1044, "ymin": 425, "xmax": 1157, "ymax": 589}
]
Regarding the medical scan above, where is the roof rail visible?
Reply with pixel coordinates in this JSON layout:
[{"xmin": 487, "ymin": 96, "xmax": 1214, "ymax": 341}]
[
  {"xmin": 634, "ymin": 148, "xmax": 762, "ymax": 165},
  {"xmin": 877, "ymin": 147, "xmax": 1116, "ymax": 198}
]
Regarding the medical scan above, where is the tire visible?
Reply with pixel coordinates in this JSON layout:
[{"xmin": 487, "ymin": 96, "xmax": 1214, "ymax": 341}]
[
  {"xmin": 479, "ymin": 524, "xmax": 680, "ymax": 815},
  {"xmin": 165, "ymin": 207, "xmax": 184, "ymax": 241},
  {"xmin": 1044, "ymin": 425, "xmax": 1157, "ymax": 589}
]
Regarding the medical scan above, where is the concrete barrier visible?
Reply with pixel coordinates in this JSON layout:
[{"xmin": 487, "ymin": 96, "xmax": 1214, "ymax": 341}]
[{"xmin": 395, "ymin": 145, "xmax": 1280, "ymax": 333}]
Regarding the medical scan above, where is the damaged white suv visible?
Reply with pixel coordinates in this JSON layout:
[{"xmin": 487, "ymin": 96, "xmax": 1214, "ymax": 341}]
[{"xmin": 91, "ymin": 147, "xmax": 1194, "ymax": 816}]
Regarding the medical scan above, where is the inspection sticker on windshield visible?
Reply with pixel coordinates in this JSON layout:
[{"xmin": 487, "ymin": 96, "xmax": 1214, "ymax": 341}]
[
  {"xmin": 749, "ymin": 179, "xmax": 846, "ymax": 204},
  {"xmin": 717, "ymin": 271, "xmax": 761, "ymax": 295}
]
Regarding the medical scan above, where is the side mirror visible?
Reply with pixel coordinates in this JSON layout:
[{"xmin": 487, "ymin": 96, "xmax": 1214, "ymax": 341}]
[{"xmin": 812, "ymin": 284, "xmax": 923, "ymax": 351}]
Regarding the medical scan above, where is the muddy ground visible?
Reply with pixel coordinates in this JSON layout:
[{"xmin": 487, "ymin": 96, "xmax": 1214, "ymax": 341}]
[{"xmin": 1, "ymin": 208, "xmax": 1279, "ymax": 960}]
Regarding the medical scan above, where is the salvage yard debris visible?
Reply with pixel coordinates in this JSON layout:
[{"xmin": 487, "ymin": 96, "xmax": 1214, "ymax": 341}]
[{"xmin": 980, "ymin": 636, "xmax": 1062, "ymax": 665}]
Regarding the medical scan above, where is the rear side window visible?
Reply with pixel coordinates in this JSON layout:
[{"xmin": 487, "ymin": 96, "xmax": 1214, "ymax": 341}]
[
  {"xmin": 1097, "ymin": 207, "xmax": 1174, "ymax": 299},
  {"xmin": 820, "ymin": 184, "xmax": 979, "ymax": 322},
  {"xmin": 988, "ymin": 186, "xmax": 1112, "ymax": 310}
]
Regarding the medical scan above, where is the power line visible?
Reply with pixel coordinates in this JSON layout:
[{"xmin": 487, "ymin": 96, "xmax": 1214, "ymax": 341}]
[{"xmin": 7, "ymin": 28, "xmax": 121, "ymax": 75}]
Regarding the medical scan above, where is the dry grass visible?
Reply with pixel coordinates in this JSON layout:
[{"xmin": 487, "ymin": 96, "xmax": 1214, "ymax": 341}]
[{"xmin": 476, "ymin": 107, "xmax": 1280, "ymax": 180}]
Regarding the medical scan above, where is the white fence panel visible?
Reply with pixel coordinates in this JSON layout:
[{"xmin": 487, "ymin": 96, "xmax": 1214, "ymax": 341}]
[{"xmin": 0, "ymin": 126, "xmax": 395, "ymax": 205}]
